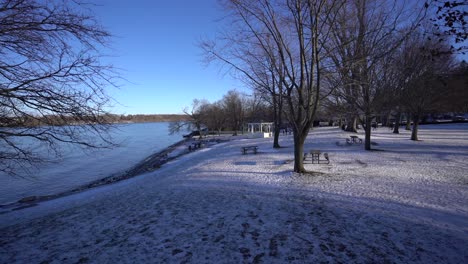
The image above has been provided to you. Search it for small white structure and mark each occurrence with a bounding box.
[247,122,274,138]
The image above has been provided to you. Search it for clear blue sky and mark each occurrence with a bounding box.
[92,1,467,115]
[92,0,244,115]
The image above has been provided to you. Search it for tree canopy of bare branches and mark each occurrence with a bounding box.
[325,0,427,150]
[0,0,119,175]
[202,0,345,173]
[169,99,211,139]
[395,31,456,140]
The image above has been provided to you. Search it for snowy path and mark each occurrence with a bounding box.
[1,124,467,263]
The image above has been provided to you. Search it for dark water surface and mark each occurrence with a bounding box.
[0,122,183,204]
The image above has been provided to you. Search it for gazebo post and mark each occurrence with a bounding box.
[247,122,274,137]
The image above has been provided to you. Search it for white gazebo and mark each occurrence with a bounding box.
[247,122,274,138]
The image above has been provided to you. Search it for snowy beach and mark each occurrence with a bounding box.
[1,124,467,263]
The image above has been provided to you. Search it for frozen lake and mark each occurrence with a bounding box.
[0,122,184,205]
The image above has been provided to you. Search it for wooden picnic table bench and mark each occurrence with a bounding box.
[188,141,205,151]
[346,135,362,144]
[303,149,330,164]
[241,145,258,154]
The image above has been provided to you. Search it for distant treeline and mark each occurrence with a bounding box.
[1,114,189,128]
[110,114,189,123]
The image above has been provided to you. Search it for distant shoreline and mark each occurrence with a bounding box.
[2,114,190,128]
[112,114,189,124]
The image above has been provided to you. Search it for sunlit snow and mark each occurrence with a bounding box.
[0,124,467,263]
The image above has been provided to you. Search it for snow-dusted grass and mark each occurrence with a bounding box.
[0,124,467,263]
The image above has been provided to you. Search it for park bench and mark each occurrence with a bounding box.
[346,135,362,144]
[303,150,330,164]
[241,145,258,154]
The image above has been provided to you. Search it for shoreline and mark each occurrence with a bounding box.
[0,136,227,213]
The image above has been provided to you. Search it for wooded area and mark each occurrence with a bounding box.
[0,0,466,175]
[199,0,467,173]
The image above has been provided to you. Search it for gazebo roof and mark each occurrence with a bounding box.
[247,122,273,124]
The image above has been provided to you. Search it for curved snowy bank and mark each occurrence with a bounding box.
[0,122,185,205]
[0,124,467,263]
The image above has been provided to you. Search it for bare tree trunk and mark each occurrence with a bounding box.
[273,125,281,148]
[386,113,393,127]
[393,112,401,134]
[272,94,281,148]
[364,115,372,150]
[345,116,358,132]
[411,114,420,140]
[406,113,412,130]
[292,129,308,173]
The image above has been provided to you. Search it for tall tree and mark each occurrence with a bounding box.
[0,0,119,175]
[170,99,210,139]
[201,10,286,148]
[441,62,468,113]
[326,0,426,150]
[241,44,286,148]
[397,32,455,140]
[203,101,227,135]
[222,90,245,135]
[203,0,344,173]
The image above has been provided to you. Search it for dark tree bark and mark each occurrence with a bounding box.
[293,128,308,172]
[364,115,372,150]
[272,94,282,148]
[393,112,401,134]
[411,114,420,141]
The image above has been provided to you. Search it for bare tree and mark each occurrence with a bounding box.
[242,42,286,148]
[170,99,209,139]
[442,62,468,113]
[326,0,426,150]
[231,43,286,146]
[203,101,226,135]
[0,0,120,175]
[201,7,287,148]
[397,34,456,140]
[385,62,404,134]
[222,90,246,135]
[203,0,344,173]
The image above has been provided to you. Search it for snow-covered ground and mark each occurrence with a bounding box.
[0,124,467,263]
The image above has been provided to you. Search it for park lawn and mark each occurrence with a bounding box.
[0,123,467,263]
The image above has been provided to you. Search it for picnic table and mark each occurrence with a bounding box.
[241,145,258,154]
[347,135,362,144]
[303,149,330,164]
[188,141,204,151]
[310,150,321,163]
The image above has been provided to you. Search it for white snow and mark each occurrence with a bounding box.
[0,124,467,263]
